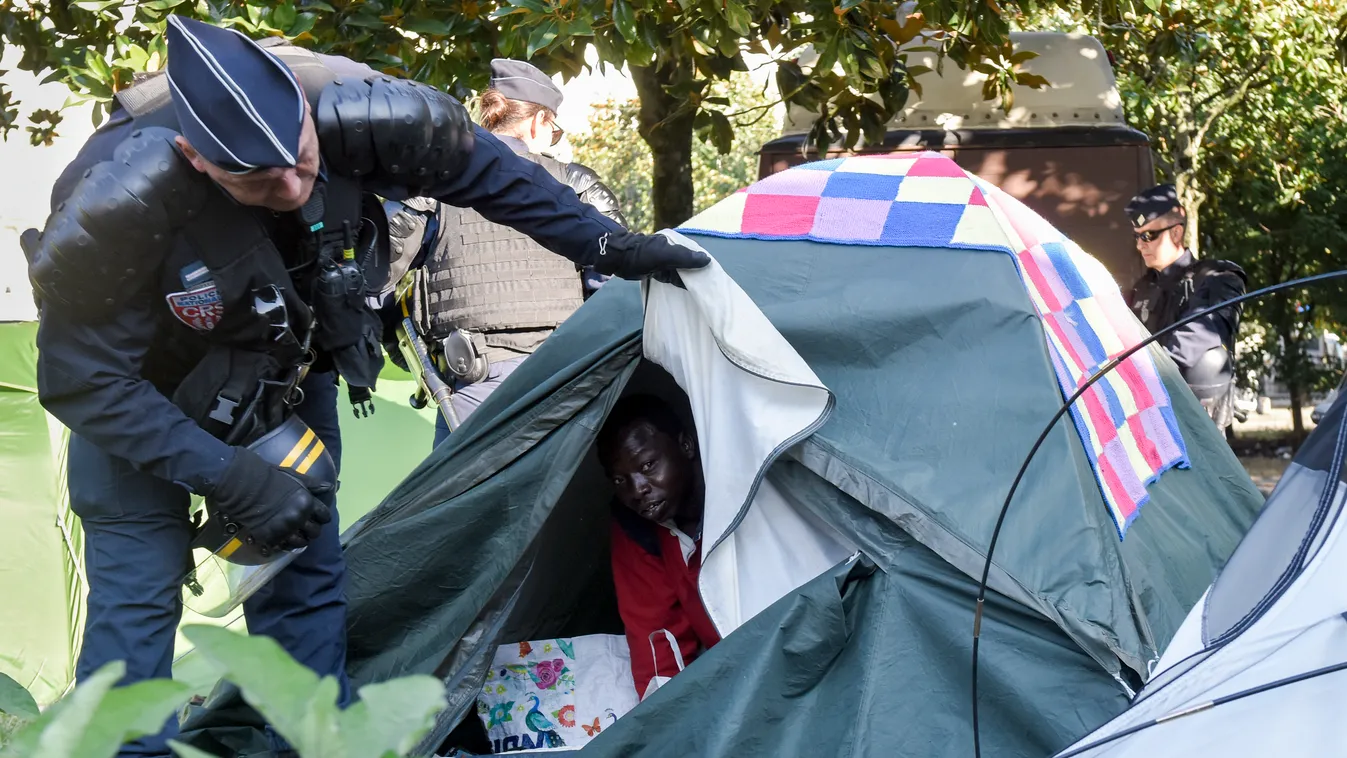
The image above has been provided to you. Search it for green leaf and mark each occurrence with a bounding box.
[722,0,752,36]
[526,19,560,58]
[0,672,39,720]
[1009,50,1038,65]
[181,625,342,757]
[71,680,193,758]
[339,678,448,758]
[286,13,317,38]
[708,109,734,154]
[0,662,184,758]
[71,0,122,14]
[342,13,387,29]
[303,0,335,10]
[508,0,552,12]
[403,18,455,35]
[613,0,639,44]
[139,0,187,9]
[272,3,297,30]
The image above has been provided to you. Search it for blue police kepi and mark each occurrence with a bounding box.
[21,14,708,758]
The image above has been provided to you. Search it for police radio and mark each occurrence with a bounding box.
[299,182,383,417]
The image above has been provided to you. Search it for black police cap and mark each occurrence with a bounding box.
[166,15,306,174]
[1124,184,1183,228]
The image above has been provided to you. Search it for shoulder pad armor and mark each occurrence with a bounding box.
[566,161,628,228]
[23,126,210,318]
[316,76,474,197]
[1193,258,1247,283]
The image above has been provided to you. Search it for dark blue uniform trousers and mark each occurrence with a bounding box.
[69,372,351,758]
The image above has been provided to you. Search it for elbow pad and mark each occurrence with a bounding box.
[315,76,475,198]
[23,127,210,319]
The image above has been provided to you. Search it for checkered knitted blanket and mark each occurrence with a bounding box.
[677,151,1189,538]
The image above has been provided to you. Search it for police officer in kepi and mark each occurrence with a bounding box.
[21,15,707,758]
[1123,184,1248,430]
[382,58,628,447]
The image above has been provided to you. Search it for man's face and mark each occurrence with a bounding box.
[604,420,696,525]
[176,104,321,212]
[1134,215,1186,271]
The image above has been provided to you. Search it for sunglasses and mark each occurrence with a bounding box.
[549,121,565,147]
[1133,223,1182,243]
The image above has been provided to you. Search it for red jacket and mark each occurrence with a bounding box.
[610,513,722,697]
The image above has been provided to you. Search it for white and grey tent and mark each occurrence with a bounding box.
[1055,389,1347,757]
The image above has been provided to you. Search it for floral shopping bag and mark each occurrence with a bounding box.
[477,634,640,753]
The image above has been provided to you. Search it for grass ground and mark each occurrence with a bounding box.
[0,713,26,749]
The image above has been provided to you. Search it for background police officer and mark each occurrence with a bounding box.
[383,59,629,446]
[22,16,706,758]
[1124,184,1248,430]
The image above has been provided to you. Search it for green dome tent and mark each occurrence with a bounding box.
[182,153,1262,758]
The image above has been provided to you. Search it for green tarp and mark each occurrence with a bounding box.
[0,321,81,707]
[312,238,1262,758]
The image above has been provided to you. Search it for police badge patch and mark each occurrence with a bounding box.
[167,283,224,330]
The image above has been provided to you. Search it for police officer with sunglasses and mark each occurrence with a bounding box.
[1123,184,1247,430]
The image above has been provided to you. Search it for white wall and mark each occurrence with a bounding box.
[0,50,95,322]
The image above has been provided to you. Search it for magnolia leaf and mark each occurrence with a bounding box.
[613,0,639,44]
[272,3,298,30]
[508,0,552,12]
[722,0,752,36]
[526,20,560,58]
[140,0,188,10]
[404,18,455,35]
[71,0,122,14]
[1015,72,1051,89]
[339,677,447,758]
[0,672,38,721]
[1009,50,1038,65]
[708,109,734,154]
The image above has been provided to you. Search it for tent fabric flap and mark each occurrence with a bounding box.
[641,231,854,635]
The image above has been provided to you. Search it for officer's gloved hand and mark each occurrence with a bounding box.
[211,447,332,553]
[593,231,711,286]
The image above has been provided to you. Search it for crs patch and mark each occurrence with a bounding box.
[166,283,224,331]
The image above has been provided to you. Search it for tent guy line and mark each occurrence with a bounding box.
[969,267,1347,758]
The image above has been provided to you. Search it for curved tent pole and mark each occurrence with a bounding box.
[970,269,1347,758]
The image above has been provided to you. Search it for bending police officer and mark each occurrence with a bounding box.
[1123,184,1247,430]
[22,16,707,758]
[383,59,628,445]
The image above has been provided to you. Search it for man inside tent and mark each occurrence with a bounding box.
[597,394,721,697]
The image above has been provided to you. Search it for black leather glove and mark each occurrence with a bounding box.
[210,447,332,553]
[593,231,711,285]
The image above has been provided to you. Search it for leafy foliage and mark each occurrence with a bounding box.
[0,0,1116,226]
[173,625,446,758]
[0,662,192,758]
[571,71,780,233]
[0,626,446,758]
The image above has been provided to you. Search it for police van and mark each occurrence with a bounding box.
[759,31,1153,289]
